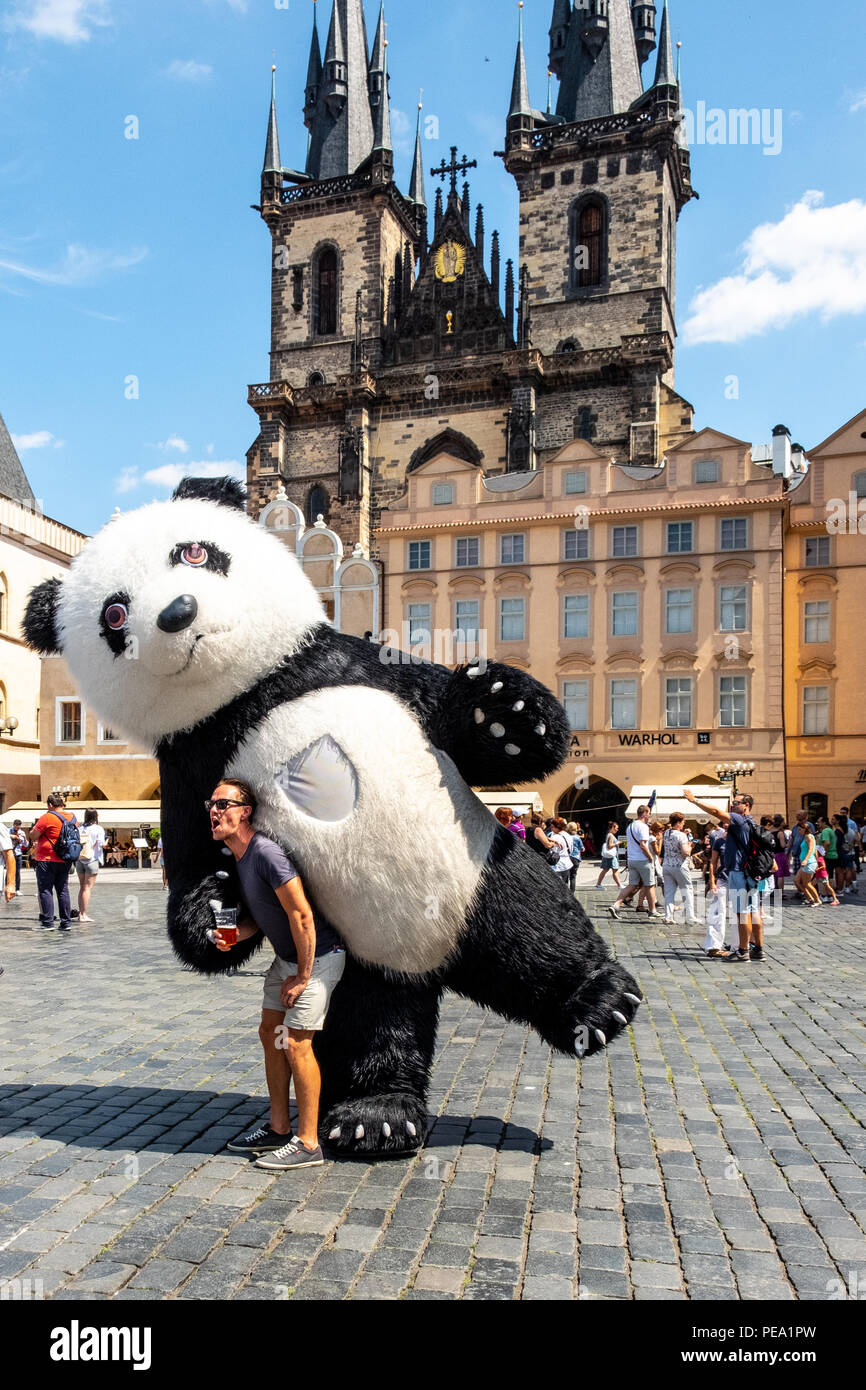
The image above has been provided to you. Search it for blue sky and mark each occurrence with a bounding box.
[1,0,865,535]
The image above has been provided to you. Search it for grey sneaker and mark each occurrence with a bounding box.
[607,904,621,920]
[255,1138,325,1171]
[227,1123,293,1154]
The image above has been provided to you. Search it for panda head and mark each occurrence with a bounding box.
[22,477,328,745]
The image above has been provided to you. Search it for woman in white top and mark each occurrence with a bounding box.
[547,817,575,882]
[76,809,107,923]
[661,813,699,926]
[596,821,623,888]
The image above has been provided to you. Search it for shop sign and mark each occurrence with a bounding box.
[618,733,681,747]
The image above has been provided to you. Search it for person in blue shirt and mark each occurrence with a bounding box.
[683,789,764,964]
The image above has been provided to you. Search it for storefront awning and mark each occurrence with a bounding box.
[0,801,161,830]
[625,786,731,824]
[473,790,543,817]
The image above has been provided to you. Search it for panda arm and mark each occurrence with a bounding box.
[391,657,571,787]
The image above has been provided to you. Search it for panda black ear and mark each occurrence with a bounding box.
[172,476,247,512]
[23,577,63,655]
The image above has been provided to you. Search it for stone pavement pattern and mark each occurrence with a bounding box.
[0,871,865,1302]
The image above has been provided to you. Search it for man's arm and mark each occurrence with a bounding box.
[274,877,317,1008]
[682,789,730,826]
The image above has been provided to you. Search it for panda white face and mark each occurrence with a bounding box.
[46,494,327,745]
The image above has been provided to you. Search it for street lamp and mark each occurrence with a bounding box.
[715,762,755,797]
[51,784,81,800]
[0,716,19,737]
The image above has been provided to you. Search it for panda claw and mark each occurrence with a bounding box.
[612,1011,628,1027]
[490,723,506,738]
[504,744,521,756]
[474,708,485,725]
[624,993,642,1008]
[512,700,525,712]
[354,1125,365,1140]
[467,667,481,679]
[534,723,546,736]
[406,1121,417,1138]
[491,681,504,693]
[328,1127,341,1141]
[594,1029,607,1047]
[382,1123,392,1139]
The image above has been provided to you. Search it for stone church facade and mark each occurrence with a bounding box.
[246,0,698,637]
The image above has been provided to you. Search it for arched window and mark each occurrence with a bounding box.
[574,407,592,441]
[307,371,326,387]
[315,247,338,336]
[570,197,607,291]
[305,485,330,526]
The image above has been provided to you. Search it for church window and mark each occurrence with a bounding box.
[307,371,326,387]
[432,483,454,506]
[574,408,592,440]
[315,247,338,336]
[570,196,607,291]
[305,485,330,525]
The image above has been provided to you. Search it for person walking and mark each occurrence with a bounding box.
[833,813,858,896]
[812,843,840,906]
[637,820,665,915]
[212,779,345,1170]
[682,789,765,963]
[0,821,17,976]
[29,794,78,932]
[11,820,26,895]
[566,821,584,892]
[794,823,822,907]
[816,815,839,894]
[547,817,575,881]
[704,824,732,958]
[771,815,791,896]
[608,806,660,920]
[662,813,699,927]
[596,822,623,888]
[75,809,107,923]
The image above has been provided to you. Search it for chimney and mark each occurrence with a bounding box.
[771,424,793,479]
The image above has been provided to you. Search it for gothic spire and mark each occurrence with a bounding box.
[304,0,323,125]
[371,31,392,152]
[509,1,532,118]
[408,97,426,207]
[369,0,386,73]
[548,0,571,78]
[555,0,643,122]
[263,64,281,174]
[307,0,374,179]
[652,0,676,88]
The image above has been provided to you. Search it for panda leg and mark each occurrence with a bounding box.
[443,831,643,1058]
[315,956,441,1156]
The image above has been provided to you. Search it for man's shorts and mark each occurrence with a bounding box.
[727,869,760,918]
[262,949,346,1031]
[628,861,654,888]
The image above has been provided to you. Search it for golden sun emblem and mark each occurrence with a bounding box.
[434,240,466,283]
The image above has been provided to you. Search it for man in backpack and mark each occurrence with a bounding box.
[29,794,78,932]
[683,789,764,964]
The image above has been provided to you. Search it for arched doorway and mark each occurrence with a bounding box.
[848,793,866,823]
[556,777,628,859]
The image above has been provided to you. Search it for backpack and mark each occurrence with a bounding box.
[77,826,94,863]
[49,811,82,864]
[743,821,775,884]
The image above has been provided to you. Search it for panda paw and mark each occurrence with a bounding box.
[321,1094,427,1158]
[561,960,643,1059]
[441,663,570,784]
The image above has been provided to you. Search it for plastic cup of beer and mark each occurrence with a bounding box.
[213,907,238,946]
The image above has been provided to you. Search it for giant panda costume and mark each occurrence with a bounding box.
[24,477,642,1155]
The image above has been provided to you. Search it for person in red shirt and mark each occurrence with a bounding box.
[29,795,76,932]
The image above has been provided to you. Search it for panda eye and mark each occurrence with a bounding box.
[181,543,208,567]
[104,603,128,630]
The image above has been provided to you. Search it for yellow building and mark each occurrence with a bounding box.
[377,425,790,847]
[785,407,866,823]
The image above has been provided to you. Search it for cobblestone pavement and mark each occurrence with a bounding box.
[1,869,865,1302]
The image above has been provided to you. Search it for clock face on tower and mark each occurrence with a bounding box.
[434,241,466,283]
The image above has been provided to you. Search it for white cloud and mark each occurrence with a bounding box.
[11,430,63,450]
[143,460,244,490]
[851,92,866,114]
[681,191,866,345]
[0,242,147,287]
[6,0,111,44]
[115,467,139,494]
[159,436,190,454]
[164,59,213,83]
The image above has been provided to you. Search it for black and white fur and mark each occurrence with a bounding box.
[24,477,642,1155]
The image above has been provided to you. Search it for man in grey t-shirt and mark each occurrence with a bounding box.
[208,779,345,1171]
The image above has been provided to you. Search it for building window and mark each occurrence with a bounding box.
[499,597,526,642]
[665,588,694,635]
[98,725,124,745]
[854,471,866,500]
[805,536,831,567]
[611,590,639,637]
[315,247,338,335]
[571,197,607,290]
[720,517,749,551]
[611,525,638,558]
[563,594,590,640]
[59,700,82,744]
[695,459,720,485]
[407,603,431,645]
[455,537,480,568]
[432,483,454,506]
[804,601,830,643]
[500,534,525,565]
[455,600,480,642]
[665,677,693,729]
[408,540,432,571]
[305,485,329,525]
[719,585,748,632]
[564,470,588,495]
[719,675,748,728]
[574,409,592,441]
[803,686,830,736]
[610,679,638,730]
[563,680,589,731]
[667,522,694,553]
[564,528,589,562]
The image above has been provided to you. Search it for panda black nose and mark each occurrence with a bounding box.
[157,594,198,634]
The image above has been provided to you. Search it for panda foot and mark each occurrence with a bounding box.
[562,960,644,1059]
[321,1094,427,1158]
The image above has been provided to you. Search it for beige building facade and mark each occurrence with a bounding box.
[377,426,790,845]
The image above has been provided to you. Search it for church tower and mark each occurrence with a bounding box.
[503,0,696,465]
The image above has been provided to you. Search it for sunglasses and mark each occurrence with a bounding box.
[204,799,250,813]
